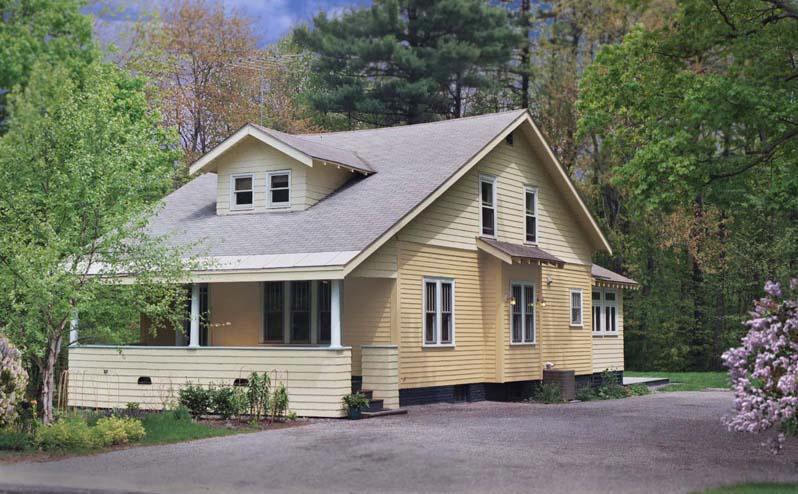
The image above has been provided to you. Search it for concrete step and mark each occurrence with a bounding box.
[364,399,383,412]
[361,408,408,419]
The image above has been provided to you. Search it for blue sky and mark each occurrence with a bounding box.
[88,0,371,47]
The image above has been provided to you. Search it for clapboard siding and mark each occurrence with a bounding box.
[592,295,624,372]
[362,346,399,409]
[397,135,594,265]
[500,262,543,382]
[350,239,398,278]
[539,263,594,375]
[67,347,351,417]
[343,278,394,375]
[215,137,351,214]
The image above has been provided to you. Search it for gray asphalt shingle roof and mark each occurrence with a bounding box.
[147,109,528,263]
[592,264,638,287]
[478,237,565,266]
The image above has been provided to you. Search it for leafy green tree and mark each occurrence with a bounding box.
[294,0,518,127]
[578,0,798,369]
[0,0,97,127]
[0,61,192,423]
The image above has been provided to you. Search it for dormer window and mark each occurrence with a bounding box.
[231,174,254,210]
[268,171,291,208]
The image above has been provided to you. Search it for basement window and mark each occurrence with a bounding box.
[231,174,254,210]
[137,376,152,385]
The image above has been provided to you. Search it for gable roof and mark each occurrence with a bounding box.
[147,110,610,278]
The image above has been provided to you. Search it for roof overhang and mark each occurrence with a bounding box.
[592,264,639,290]
[188,124,373,176]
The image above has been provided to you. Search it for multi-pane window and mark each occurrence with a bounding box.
[423,278,455,346]
[263,282,284,342]
[291,281,311,343]
[318,281,331,344]
[231,174,254,210]
[268,171,290,207]
[511,283,535,344]
[591,288,618,335]
[570,289,583,327]
[480,175,497,237]
[524,186,537,243]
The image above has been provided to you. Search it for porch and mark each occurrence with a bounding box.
[66,277,399,418]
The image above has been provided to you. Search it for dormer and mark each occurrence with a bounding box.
[188,124,373,215]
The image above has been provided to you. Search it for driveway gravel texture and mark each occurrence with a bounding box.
[1,391,797,494]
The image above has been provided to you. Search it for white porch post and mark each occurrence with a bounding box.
[69,310,79,346]
[330,279,342,349]
[189,283,200,348]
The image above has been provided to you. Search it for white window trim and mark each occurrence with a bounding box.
[479,174,497,238]
[524,185,538,244]
[422,277,456,348]
[569,288,583,327]
[509,281,536,346]
[230,173,255,211]
[592,288,618,337]
[267,170,291,209]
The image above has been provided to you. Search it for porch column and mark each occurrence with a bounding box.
[68,310,79,346]
[330,279,342,349]
[189,283,200,348]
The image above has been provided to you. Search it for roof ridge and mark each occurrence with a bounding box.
[297,108,528,138]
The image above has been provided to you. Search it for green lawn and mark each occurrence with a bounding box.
[625,371,730,392]
[139,413,250,445]
[696,483,798,494]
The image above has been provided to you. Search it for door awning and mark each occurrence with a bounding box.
[476,237,565,267]
[592,264,639,290]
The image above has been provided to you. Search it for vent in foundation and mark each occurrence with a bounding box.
[233,378,249,387]
[137,376,152,385]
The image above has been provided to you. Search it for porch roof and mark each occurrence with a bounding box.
[592,264,639,290]
[476,237,565,267]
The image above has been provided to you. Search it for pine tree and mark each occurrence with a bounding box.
[294,0,518,127]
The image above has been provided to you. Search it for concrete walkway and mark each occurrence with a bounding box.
[623,376,670,386]
[1,391,797,494]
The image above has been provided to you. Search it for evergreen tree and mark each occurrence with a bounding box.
[294,0,518,127]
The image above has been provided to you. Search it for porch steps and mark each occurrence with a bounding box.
[354,387,407,418]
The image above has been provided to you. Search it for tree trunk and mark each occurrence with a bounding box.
[520,0,530,109]
[39,334,63,424]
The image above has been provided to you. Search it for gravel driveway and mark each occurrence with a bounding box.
[1,391,797,494]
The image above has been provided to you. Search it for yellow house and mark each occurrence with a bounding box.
[67,109,637,417]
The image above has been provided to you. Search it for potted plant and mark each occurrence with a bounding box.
[342,392,369,420]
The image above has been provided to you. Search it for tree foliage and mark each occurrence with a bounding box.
[293,0,518,127]
[0,61,191,422]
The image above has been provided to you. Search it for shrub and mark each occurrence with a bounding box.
[575,386,595,402]
[628,384,651,396]
[35,417,95,452]
[171,405,192,422]
[722,279,798,454]
[342,392,369,411]
[0,430,32,451]
[535,383,562,404]
[210,384,247,420]
[179,382,211,418]
[270,384,289,421]
[247,372,270,421]
[92,416,145,447]
[0,335,28,429]
[595,371,628,400]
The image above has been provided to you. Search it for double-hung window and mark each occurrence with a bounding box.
[592,288,618,335]
[480,175,497,237]
[263,281,284,342]
[423,278,454,346]
[510,282,535,344]
[231,174,254,210]
[267,171,291,208]
[570,289,583,327]
[524,186,537,243]
[318,281,332,344]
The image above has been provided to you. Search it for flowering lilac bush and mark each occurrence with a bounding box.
[0,335,29,428]
[722,280,798,453]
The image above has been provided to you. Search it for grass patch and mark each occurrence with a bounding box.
[696,483,798,493]
[625,371,730,392]
[139,412,250,446]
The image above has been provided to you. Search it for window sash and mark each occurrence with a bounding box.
[479,175,496,237]
[524,187,537,243]
[423,278,454,346]
[231,174,254,209]
[318,281,331,344]
[591,288,617,335]
[511,283,535,344]
[263,281,284,342]
[570,289,583,326]
[267,171,291,207]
